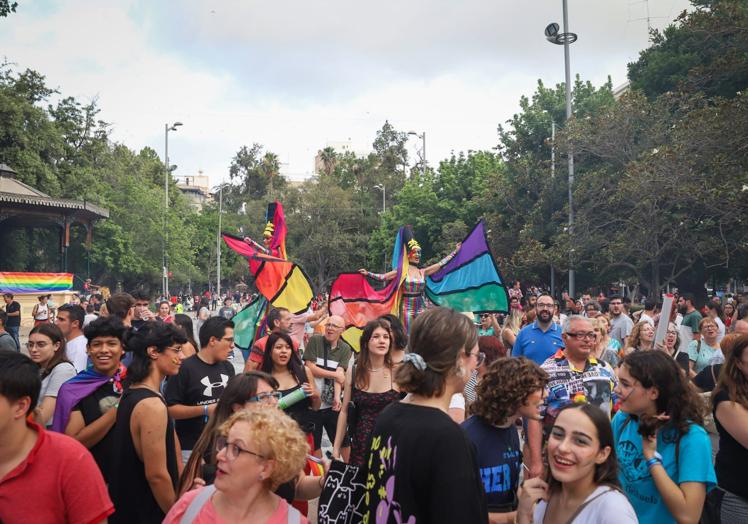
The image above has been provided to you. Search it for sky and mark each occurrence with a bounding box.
[1,0,692,187]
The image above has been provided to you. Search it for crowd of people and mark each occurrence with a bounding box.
[0,284,747,523]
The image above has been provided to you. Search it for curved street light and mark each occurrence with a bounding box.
[545,0,577,299]
[163,121,183,298]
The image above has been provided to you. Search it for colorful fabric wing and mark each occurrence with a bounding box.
[222,233,313,314]
[232,296,268,352]
[328,227,409,351]
[0,272,73,294]
[425,220,509,313]
[265,201,287,260]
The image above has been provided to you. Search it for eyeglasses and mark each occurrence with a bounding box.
[215,436,265,461]
[248,391,283,403]
[536,303,555,310]
[25,341,50,349]
[566,332,597,340]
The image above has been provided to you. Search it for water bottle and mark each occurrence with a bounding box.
[278,387,310,410]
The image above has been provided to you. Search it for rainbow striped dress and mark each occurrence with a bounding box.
[400,270,427,334]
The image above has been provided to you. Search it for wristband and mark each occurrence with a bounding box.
[203,404,209,422]
[646,457,662,469]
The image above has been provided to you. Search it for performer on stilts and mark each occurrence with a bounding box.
[358,227,459,334]
[243,201,287,259]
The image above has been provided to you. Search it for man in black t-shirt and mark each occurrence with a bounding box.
[59,316,128,483]
[165,316,235,463]
[3,293,21,350]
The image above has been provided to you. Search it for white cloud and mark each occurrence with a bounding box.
[1,0,692,189]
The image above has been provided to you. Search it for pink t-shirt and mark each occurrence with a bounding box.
[163,487,308,524]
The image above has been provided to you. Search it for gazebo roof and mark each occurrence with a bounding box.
[0,175,109,220]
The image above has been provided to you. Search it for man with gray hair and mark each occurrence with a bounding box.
[525,315,618,478]
[303,314,352,455]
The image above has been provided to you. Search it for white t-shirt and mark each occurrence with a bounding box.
[83,313,98,327]
[39,362,77,428]
[640,312,655,326]
[533,486,637,524]
[66,335,88,373]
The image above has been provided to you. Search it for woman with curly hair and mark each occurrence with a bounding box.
[462,357,548,523]
[164,405,310,523]
[711,334,748,521]
[622,320,655,355]
[613,350,716,524]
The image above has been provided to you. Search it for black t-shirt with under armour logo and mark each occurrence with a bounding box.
[165,354,235,450]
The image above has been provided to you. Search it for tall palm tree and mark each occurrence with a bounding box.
[261,152,280,195]
[319,146,337,177]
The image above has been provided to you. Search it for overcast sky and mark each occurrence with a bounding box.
[1,0,692,187]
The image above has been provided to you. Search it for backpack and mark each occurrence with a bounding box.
[180,485,301,524]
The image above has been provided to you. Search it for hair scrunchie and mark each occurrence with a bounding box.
[403,352,427,371]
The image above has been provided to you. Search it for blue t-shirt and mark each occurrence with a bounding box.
[511,321,564,364]
[461,416,521,513]
[612,411,716,524]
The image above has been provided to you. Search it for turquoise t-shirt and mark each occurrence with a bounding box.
[612,411,716,524]
[687,339,720,373]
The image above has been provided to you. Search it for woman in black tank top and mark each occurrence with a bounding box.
[260,332,320,434]
[109,322,188,524]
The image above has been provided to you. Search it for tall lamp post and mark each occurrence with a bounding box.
[545,1,577,298]
[407,131,426,177]
[216,181,223,301]
[374,183,387,271]
[163,121,183,298]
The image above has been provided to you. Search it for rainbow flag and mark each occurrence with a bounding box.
[231,296,269,352]
[328,227,409,350]
[0,272,73,294]
[425,220,509,313]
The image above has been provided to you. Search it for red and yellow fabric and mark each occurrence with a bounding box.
[328,227,409,350]
[222,232,313,348]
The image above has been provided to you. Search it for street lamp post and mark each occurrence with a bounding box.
[407,131,426,177]
[216,181,223,301]
[163,121,183,299]
[545,0,577,298]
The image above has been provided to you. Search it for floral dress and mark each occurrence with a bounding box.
[349,387,401,467]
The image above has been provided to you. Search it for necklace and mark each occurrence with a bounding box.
[370,367,384,372]
[133,383,164,399]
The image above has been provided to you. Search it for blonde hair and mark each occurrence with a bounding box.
[218,405,308,490]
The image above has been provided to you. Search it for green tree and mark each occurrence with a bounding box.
[0,0,17,17]
[628,0,748,99]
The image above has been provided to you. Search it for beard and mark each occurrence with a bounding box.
[677,304,687,314]
[538,310,553,323]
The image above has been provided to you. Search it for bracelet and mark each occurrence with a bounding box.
[646,457,662,469]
